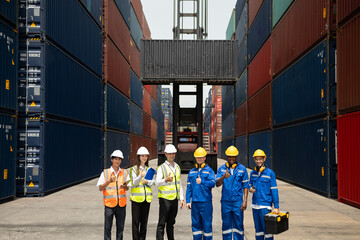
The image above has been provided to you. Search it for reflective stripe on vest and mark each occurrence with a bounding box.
[102,168,127,207]
[130,166,153,203]
[158,163,181,200]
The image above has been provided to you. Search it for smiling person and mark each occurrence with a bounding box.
[97,150,130,240]
[186,147,216,240]
[130,146,155,240]
[216,146,249,240]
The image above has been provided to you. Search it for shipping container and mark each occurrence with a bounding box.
[272,0,335,77]
[248,36,271,97]
[0,112,16,200]
[249,0,263,28]
[235,3,247,45]
[144,85,151,94]
[226,9,236,40]
[151,98,157,120]
[248,83,271,133]
[143,89,151,115]
[151,118,157,139]
[19,0,103,77]
[130,69,143,108]
[238,37,247,78]
[337,13,360,114]
[235,102,247,137]
[130,6,143,51]
[248,0,271,63]
[0,20,17,112]
[130,38,141,78]
[18,39,103,125]
[235,0,246,27]
[142,14,151,39]
[0,0,17,26]
[235,135,248,167]
[143,112,151,138]
[151,85,158,103]
[113,0,131,29]
[130,134,157,165]
[106,85,130,132]
[104,38,131,98]
[272,0,293,28]
[17,117,103,196]
[248,130,272,169]
[222,113,235,140]
[131,0,144,30]
[222,87,234,120]
[78,0,103,28]
[235,70,247,110]
[272,118,337,197]
[272,39,336,126]
[106,129,130,168]
[130,102,143,135]
[337,0,360,26]
[338,111,360,207]
[141,40,238,83]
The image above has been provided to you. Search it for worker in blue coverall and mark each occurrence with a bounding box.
[186,147,216,240]
[249,149,279,240]
[216,146,249,240]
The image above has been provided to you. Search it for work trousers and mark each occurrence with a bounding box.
[191,201,213,240]
[104,205,126,240]
[221,200,244,240]
[252,208,273,240]
[156,198,178,240]
[131,200,151,240]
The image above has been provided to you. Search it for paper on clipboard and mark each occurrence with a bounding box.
[144,167,156,180]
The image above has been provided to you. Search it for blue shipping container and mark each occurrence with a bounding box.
[78,0,103,27]
[248,0,272,63]
[235,69,247,109]
[235,135,248,167]
[19,0,103,76]
[130,70,143,109]
[272,39,336,126]
[222,87,234,120]
[114,0,131,29]
[0,0,17,26]
[130,102,143,135]
[222,113,235,141]
[106,130,130,168]
[0,20,17,112]
[235,3,247,46]
[130,6,143,50]
[17,117,103,196]
[238,36,247,77]
[272,118,337,197]
[0,112,16,200]
[248,130,272,169]
[151,98,157,121]
[107,84,130,132]
[18,39,103,125]
[235,0,246,28]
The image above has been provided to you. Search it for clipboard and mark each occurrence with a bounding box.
[144,167,156,180]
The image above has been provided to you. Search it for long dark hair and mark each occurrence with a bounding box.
[135,155,149,175]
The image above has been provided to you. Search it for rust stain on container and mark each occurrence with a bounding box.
[248,83,271,133]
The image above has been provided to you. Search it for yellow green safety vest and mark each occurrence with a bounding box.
[130,166,153,203]
[158,163,181,200]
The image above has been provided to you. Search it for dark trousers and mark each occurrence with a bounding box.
[104,205,126,240]
[131,201,151,240]
[156,198,178,240]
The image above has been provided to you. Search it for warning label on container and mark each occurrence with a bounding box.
[4,169,8,180]
[5,80,10,90]
[29,182,35,187]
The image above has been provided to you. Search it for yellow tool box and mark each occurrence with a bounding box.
[264,211,289,234]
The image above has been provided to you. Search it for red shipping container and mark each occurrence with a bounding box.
[235,102,247,136]
[337,111,360,208]
[130,37,141,78]
[143,89,151,115]
[337,0,360,25]
[248,83,271,133]
[249,0,264,28]
[130,135,157,165]
[248,36,271,97]
[144,85,151,94]
[142,15,151,39]
[151,86,158,103]
[337,12,360,114]
[151,118,157,139]
[105,38,131,97]
[272,0,334,77]
[105,0,131,63]
[143,113,151,137]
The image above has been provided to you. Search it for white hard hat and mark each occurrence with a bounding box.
[110,150,124,159]
[137,146,150,155]
[164,144,177,153]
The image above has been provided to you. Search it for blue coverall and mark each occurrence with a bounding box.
[216,163,249,240]
[249,168,279,240]
[186,164,216,240]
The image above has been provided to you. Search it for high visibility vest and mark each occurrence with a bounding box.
[158,163,181,200]
[102,168,127,207]
[130,166,153,203]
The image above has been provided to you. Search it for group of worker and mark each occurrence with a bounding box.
[97,144,280,240]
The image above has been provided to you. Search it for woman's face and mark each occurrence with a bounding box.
[139,155,148,164]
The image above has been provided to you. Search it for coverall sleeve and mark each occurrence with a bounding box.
[249,171,254,188]
[202,169,216,188]
[242,169,250,189]
[270,172,280,208]
[216,166,224,181]
[186,174,192,203]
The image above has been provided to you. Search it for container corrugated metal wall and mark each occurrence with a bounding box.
[0,112,16,200]
[151,118,157,139]
[141,40,238,82]
[114,0,131,29]
[78,0,103,28]
[249,0,263,28]
[130,102,143,135]
[238,37,247,77]
[222,113,235,140]
[130,6,143,50]
[248,130,271,169]
[0,0,17,26]
[151,98,157,120]
[337,12,360,114]
[272,0,293,28]
[248,36,271,97]
[248,0,271,63]
[273,118,337,197]
[222,87,234,120]
[106,130,130,168]
[107,85,130,132]
[235,0,246,27]
[272,39,336,126]
[130,69,143,108]
[17,117,103,196]
[0,20,17,112]
[130,38,141,78]
[337,111,360,208]
[235,102,247,137]
[143,89,151,115]
[151,86,158,103]
[235,135,248,167]
[235,69,247,109]
[248,83,271,133]
[235,4,247,44]
[130,135,156,164]
[226,9,236,40]
[337,0,360,25]
[143,113,151,138]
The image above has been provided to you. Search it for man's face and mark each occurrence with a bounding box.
[227,156,237,165]
[111,157,122,167]
[254,156,266,167]
[196,156,206,165]
[165,153,176,161]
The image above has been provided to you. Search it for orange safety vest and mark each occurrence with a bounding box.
[102,168,127,207]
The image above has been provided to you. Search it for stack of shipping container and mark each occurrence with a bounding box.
[211,85,222,154]
[161,87,173,134]
[0,0,18,200]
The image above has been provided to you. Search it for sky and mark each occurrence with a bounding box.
[141,0,238,109]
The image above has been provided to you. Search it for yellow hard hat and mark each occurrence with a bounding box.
[194,147,207,158]
[253,149,266,158]
[225,146,239,156]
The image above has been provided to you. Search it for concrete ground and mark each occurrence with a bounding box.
[1,159,360,240]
